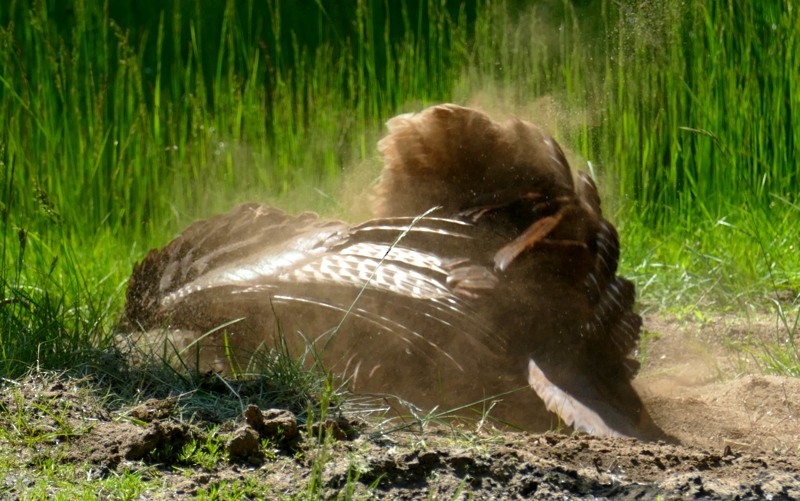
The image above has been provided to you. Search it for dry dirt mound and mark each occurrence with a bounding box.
[644,375,800,454]
[638,313,800,454]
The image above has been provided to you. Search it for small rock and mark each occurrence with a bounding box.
[244,406,299,443]
[243,405,265,429]
[226,425,261,461]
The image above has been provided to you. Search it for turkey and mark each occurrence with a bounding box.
[125,104,668,440]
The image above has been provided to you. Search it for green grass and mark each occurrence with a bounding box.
[0,0,798,394]
[0,367,356,499]
[1,463,154,501]
[0,373,153,500]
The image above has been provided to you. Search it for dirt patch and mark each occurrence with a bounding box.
[643,375,800,454]
[300,431,799,499]
[1,313,799,499]
[638,313,800,454]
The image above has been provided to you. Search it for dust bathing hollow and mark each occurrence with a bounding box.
[125,104,666,441]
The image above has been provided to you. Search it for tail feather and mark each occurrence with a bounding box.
[374,104,575,217]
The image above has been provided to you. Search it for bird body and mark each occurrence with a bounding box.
[125,104,667,440]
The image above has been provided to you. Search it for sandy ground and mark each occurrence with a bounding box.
[639,313,799,455]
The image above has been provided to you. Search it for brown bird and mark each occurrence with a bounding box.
[126,104,667,440]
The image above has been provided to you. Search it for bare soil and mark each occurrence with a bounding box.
[2,313,799,499]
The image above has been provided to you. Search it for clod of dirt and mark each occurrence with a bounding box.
[128,398,176,422]
[310,418,355,441]
[71,420,194,465]
[226,425,262,463]
[243,405,299,444]
[126,421,193,460]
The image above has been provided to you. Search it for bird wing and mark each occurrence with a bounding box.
[125,206,507,390]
